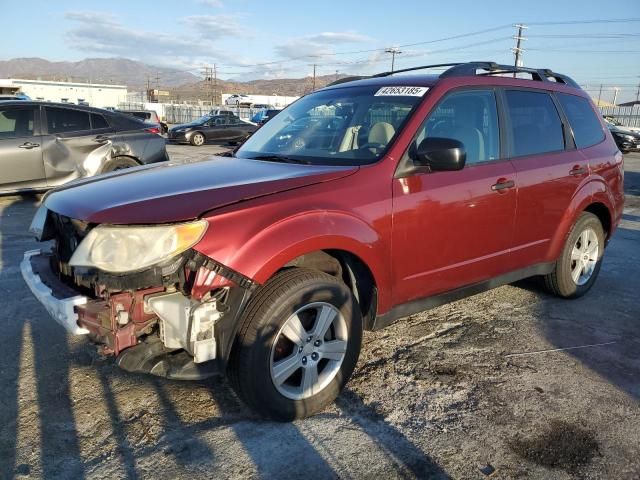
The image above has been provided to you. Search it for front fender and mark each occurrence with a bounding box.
[193,209,391,312]
[546,178,615,261]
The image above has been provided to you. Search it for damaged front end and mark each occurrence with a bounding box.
[22,207,255,380]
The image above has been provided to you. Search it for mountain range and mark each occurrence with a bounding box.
[0,57,349,97]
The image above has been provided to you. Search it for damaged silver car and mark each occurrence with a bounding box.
[0,101,168,193]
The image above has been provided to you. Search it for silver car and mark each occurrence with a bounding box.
[0,101,168,194]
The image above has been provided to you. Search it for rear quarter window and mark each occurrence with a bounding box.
[91,113,109,129]
[557,93,605,149]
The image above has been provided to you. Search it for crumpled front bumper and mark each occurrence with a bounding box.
[20,250,89,335]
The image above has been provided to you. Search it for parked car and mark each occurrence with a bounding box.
[168,114,257,146]
[225,94,254,106]
[117,109,167,134]
[603,115,640,133]
[0,101,168,193]
[0,94,29,101]
[252,108,281,124]
[208,108,234,116]
[22,62,623,421]
[607,123,640,153]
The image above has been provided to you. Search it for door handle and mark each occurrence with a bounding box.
[569,166,587,176]
[18,142,40,149]
[93,135,109,143]
[491,179,515,192]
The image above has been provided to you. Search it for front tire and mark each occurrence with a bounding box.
[229,268,362,421]
[190,132,205,146]
[544,212,605,298]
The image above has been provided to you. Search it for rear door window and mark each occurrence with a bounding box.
[0,106,35,139]
[45,107,91,134]
[504,90,565,157]
[556,93,605,148]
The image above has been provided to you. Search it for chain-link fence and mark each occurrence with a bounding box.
[600,105,640,128]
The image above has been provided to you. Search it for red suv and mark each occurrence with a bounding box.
[22,62,624,420]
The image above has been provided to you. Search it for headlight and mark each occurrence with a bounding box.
[69,220,208,273]
[622,134,636,142]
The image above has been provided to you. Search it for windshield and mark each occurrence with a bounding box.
[236,85,427,166]
[192,114,213,125]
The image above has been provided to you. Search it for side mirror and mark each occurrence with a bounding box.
[414,137,466,171]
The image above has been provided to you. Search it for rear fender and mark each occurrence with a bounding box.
[546,179,615,261]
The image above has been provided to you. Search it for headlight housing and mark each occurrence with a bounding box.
[69,220,208,273]
[622,134,636,142]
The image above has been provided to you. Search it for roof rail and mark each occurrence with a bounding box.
[326,61,580,89]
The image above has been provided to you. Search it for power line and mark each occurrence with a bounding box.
[525,17,640,25]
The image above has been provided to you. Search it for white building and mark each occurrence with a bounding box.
[0,78,128,108]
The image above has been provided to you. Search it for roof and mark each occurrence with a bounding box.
[0,78,127,89]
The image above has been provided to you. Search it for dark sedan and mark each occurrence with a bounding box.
[0,101,168,194]
[168,114,257,146]
[607,123,640,153]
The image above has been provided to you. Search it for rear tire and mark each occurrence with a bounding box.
[100,156,140,173]
[544,212,605,298]
[229,268,362,421]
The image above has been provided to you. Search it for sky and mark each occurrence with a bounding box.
[1,0,639,102]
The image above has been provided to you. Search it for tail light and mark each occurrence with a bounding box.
[145,127,161,135]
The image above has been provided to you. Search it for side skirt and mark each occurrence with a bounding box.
[372,262,554,331]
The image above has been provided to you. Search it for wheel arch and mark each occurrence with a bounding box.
[547,180,616,261]
[280,249,378,330]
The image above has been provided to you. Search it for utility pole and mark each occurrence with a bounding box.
[335,70,338,82]
[213,64,218,105]
[385,47,402,72]
[613,87,619,106]
[146,75,151,103]
[636,79,640,102]
[511,24,528,76]
[597,84,603,106]
[312,64,316,91]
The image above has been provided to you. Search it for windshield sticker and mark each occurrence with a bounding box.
[374,86,429,97]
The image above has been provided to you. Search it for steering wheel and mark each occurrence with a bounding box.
[291,138,306,150]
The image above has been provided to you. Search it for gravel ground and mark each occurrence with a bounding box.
[0,148,638,480]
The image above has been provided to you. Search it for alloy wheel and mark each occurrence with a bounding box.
[269,302,348,400]
[570,227,599,286]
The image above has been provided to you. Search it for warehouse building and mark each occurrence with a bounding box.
[0,78,127,107]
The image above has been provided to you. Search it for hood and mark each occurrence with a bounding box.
[610,125,640,137]
[44,156,357,224]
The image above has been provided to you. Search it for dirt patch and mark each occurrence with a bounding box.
[509,419,599,472]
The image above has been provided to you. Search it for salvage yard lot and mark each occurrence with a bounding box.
[0,149,638,479]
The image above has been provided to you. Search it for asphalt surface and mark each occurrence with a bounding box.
[0,148,638,479]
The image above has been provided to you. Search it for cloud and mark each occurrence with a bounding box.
[275,40,334,60]
[307,32,372,44]
[64,10,238,66]
[274,30,373,61]
[198,0,224,7]
[181,14,247,40]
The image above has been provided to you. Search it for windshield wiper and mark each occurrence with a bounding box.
[251,154,311,164]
